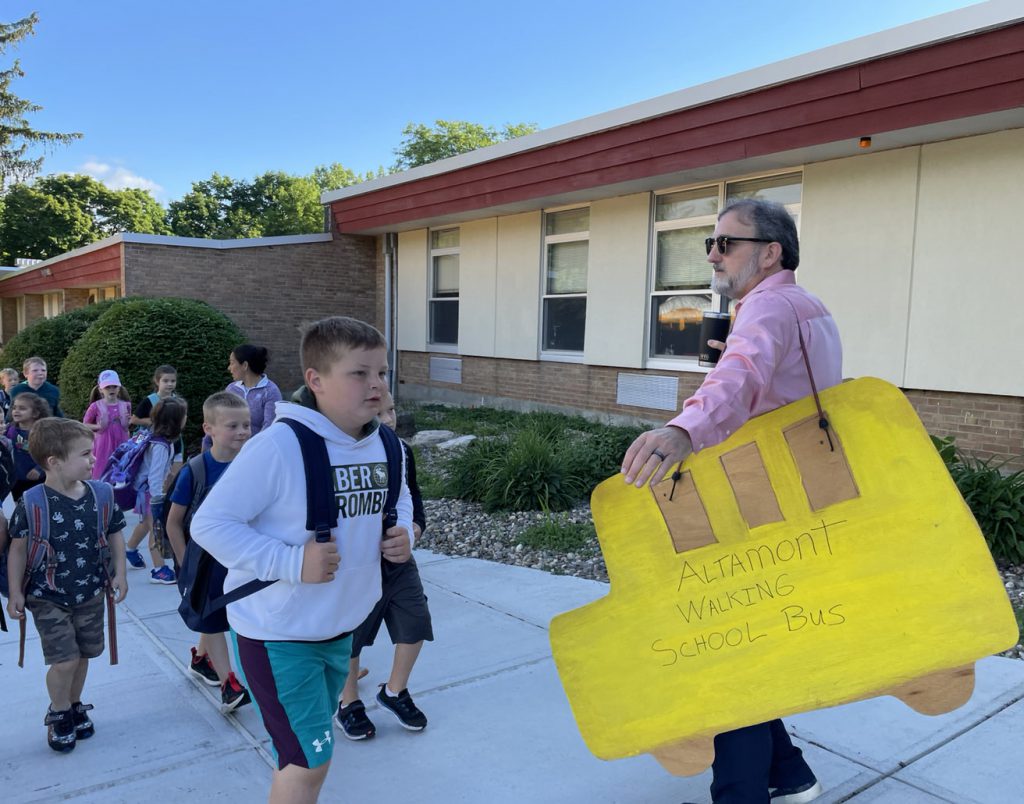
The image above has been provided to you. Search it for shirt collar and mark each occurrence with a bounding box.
[735,269,795,312]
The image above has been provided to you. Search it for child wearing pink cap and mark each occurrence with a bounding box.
[83,370,132,480]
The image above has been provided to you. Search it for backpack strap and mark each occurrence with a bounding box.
[378,424,404,532]
[181,453,208,538]
[207,419,335,612]
[19,484,52,668]
[280,418,337,542]
[83,479,119,666]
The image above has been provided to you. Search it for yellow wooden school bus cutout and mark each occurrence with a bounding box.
[550,377,1017,775]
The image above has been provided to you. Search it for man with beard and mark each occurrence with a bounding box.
[621,198,841,804]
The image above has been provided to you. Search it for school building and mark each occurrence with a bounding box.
[321,1,1024,466]
[1,2,1021,464]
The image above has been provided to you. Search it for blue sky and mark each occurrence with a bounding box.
[7,0,982,203]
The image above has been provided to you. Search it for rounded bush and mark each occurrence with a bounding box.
[0,299,124,384]
[59,297,245,447]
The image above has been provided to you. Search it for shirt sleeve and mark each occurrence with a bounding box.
[190,434,306,583]
[260,383,283,433]
[668,293,794,452]
[145,441,173,505]
[135,397,153,419]
[402,442,427,534]
[83,402,99,424]
[9,501,28,540]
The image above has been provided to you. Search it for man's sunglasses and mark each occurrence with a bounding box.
[704,235,773,255]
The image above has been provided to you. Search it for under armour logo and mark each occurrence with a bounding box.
[312,730,332,752]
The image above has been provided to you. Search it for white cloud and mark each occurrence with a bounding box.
[78,160,165,198]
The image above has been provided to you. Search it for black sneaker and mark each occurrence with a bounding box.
[71,702,95,739]
[44,707,76,753]
[221,673,251,713]
[770,779,823,804]
[189,647,220,687]
[376,684,427,731]
[335,699,376,740]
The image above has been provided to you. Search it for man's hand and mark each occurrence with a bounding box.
[621,426,694,488]
[301,537,340,583]
[381,526,412,564]
[110,574,128,603]
[6,590,25,621]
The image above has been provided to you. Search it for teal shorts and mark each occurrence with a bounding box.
[231,630,352,770]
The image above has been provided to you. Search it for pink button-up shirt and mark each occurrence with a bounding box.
[669,271,842,452]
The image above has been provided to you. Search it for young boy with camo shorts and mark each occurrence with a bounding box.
[5,418,128,753]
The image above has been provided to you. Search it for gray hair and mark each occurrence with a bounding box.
[720,198,799,271]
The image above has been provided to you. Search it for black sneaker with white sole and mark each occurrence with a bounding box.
[220,673,252,713]
[71,702,95,739]
[335,699,376,740]
[376,684,427,731]
[770,778,823,804]
[189,647,220,686]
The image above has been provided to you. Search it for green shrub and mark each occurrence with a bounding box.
[411,445,450,500]
[59,297,245,447]
[446,429,587,512]
[949,457,1024,564]
[935,436,1024,564]
[0,299,124,384]
[519,517,597,552]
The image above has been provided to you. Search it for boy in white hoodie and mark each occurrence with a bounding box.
[191,316,413,804]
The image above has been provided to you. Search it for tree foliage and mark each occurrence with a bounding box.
[393,120,538,170]
[0,14,81,188]
[0,174,169,262]
[0,299,124,384]
[59,297,245,446]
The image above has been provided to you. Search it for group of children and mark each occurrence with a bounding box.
[2,317,434,804]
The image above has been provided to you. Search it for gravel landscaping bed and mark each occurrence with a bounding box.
[415,446,1024,661]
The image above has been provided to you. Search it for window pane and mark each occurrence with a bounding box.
[547,241,588,294]
[433,254,459,296]
[656,226,713,291]
[543,297,586,351]
[650,295,712,357]
[430,300,458,344]
[546,207,589,236]
[431,228,459,249]
[655,187,718,222]
[727,173,802,206]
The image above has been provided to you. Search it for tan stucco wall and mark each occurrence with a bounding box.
[801,147,920,384]
[458,218,498,356]
[495,211,542,360]
[396,229,428,352]
[803,128,1024,396]
[907,128,1024,396]
[585,193,650,368]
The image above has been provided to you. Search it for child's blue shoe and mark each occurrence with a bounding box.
[150,566,176,584]
[125,549,145,569]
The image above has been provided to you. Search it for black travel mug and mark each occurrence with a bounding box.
[698,312,731,367]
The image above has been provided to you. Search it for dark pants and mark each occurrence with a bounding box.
[710,719,815,803]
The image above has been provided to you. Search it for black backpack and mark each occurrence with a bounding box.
[176,419,404,633]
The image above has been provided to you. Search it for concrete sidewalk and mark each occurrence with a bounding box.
[2,548,1022,803]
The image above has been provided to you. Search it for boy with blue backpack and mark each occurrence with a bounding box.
[4,418,127,753]
[166,391,253,712]
[191,316,413,804]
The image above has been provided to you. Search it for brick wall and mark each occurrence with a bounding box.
[124,235,379,392]
[396,351,704,425]
[23,294,43,329]
[397,352,1024,468]
[1,298,17,344]
[905,389,1024,468]
[63,288,91,313]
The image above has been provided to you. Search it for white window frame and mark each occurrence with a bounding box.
[42,292,62,319]
[646,170,802,371]
[540,204,589,361]
[427,227,460,352]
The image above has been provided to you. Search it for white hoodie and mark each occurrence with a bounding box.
[190,402,413,641]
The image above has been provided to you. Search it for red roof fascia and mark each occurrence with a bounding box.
[331,23,1024,232]
[0,243,122,296]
